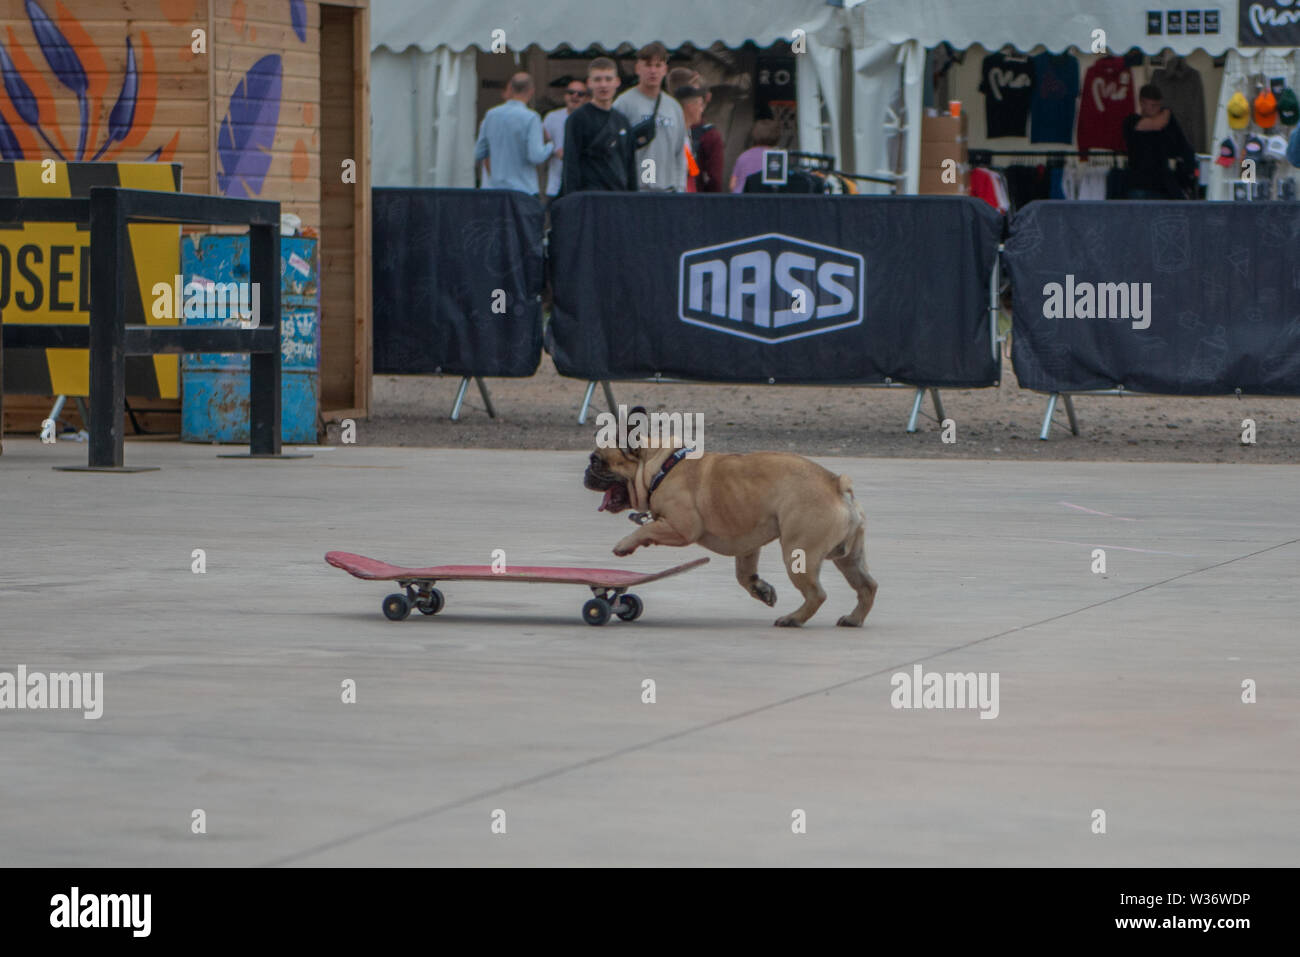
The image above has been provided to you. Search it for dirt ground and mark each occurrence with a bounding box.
[330,353,1300,464]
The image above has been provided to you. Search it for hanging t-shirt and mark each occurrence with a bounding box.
[1077,56,1133,154]
[979,53,1035,138]
[1030,52,1079,144]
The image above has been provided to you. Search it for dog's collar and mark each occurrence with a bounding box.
[647,448,693,499]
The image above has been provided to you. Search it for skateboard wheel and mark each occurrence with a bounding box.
[582,597,612,626]
[417,588,445,615]
[615,594,643,622]
[382,593,411,621]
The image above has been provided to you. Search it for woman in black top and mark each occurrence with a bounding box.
[1123,84,1197,199]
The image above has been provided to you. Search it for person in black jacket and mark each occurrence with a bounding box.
[560,58,638,195]
[1123,84,1197,199]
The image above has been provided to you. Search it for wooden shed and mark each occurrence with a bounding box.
[0,0,370,437]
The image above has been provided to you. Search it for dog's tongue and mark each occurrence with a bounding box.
[598,486,619,511]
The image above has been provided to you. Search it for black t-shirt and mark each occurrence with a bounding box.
[560,103,638,195]
[1122,111,1195,196]
[979,53,1035,138]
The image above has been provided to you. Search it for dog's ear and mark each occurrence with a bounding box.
[623,405,650,458]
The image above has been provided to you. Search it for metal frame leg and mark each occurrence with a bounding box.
[1063,394,1079,436]
[578,380,597,425]
[475,376,497,419]
[906,387,925,433]
[601,380,616,414]
[450,376,471,421]
[1039,393,1059,440]
[930,388,946,424]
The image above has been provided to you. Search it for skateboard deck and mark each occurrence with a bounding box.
[325,552,709,625]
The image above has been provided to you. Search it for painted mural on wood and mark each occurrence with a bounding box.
[0,0,179,163]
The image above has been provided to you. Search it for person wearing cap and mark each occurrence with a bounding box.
[1122,83,1196,198]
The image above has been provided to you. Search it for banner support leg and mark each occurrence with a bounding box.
[578,381,597,425]
[601,380,617,415]
[475,376,496,419]
[1039,393,1059,440]
[1063,394,1079,435]
[906,387,925,433]
[930,388,946,425]
[450,376,471,421]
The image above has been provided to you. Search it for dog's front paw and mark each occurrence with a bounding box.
[750,579,777,607]
[773,615,804,627]
[836,615,863,628]
[612,537,639,557]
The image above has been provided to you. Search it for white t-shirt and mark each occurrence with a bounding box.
[613,87,687,191]
[542,108,570,197]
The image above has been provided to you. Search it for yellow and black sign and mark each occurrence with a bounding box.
[0,161,182,397]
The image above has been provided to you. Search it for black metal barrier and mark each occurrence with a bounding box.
[71,188,281,470]
[1005,201,1300,438]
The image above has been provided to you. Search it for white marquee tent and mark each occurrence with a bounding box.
[370,0,856,188]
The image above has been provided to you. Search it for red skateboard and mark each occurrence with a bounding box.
[325,551,710,625]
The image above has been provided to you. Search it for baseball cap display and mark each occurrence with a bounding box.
[1244,134,1264,157]
[1266,135,1289,159]
[1270,76,1286,97]
[1278,87,1300,125]
[1216,138,1237,167]
[1227,91,1251,129]
[1254,88,1278,128]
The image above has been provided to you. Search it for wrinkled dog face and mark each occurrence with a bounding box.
[583,447,638,513]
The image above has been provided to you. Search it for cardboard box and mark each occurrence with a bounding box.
[920,141,968,169]
[922,113,968,144]
[918,165,969,195]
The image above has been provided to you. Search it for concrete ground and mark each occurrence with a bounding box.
[0,437,1296,866]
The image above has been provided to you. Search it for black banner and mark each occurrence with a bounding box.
[371,188,544,376]
[1005,201,1300,395]
[548,193,1002,387]
[1238,0,1300,45]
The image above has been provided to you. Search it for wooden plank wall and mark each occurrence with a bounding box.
[0,0,369,435]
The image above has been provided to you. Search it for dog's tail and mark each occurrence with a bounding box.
[837,474,854,499]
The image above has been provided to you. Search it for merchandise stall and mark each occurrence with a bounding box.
[848,0,1300,203]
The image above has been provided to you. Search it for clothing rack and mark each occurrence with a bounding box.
[969,148,1126,166]
[788,151,898,188]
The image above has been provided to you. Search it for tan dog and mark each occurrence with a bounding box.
[583,420,878,627]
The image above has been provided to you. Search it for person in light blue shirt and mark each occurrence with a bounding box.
[474,73,555,195]
[1289,126,1300,168]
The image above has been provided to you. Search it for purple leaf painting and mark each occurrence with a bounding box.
[291,0,307,43]
[25,0,87,158]
[91,36,137,160]
[216,54,282,197]
[0,109,23,159]
[0,42,38,127]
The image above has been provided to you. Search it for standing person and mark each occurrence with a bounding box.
[542,78,586,203]
[473,72,554,195]
[676,86,724,192]
[614,42,687,191]
[729,119,781,192]
[1122,84,1196,199]
[560,58,638,195]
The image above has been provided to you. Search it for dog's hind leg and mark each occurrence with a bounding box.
[832,524,878,627]
[774,545,826,627]
[735,550,776,607]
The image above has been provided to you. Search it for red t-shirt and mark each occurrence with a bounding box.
[1076,57,1133,154]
